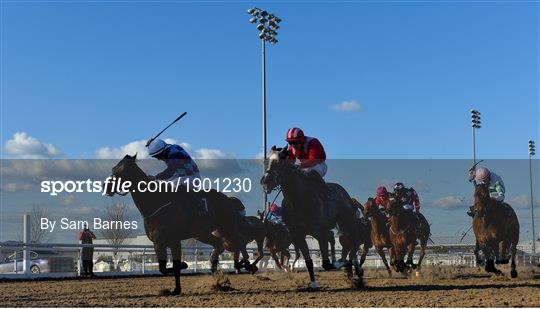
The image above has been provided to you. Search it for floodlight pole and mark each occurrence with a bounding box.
[248,7,281,215]
[529,140,536,261]
[262,37,268,209]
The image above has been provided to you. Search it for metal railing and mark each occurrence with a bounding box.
[1,241,537,279]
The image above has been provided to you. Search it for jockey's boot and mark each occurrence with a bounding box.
[307,170,328,199]
[466,205,475,218]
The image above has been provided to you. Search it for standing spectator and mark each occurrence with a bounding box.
[79,223,96,277]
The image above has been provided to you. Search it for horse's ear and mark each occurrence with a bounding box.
[123,154,132,160]
[279,147,289,159]
[271,145,277,151]
[133,153,138,160]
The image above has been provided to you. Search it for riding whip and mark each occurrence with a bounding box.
[145,112,188,147]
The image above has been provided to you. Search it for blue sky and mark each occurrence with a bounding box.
[1,1,538,159]
[0,1,539,243]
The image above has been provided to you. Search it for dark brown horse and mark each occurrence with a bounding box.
[261,147,361,289]
[261,220,300,270]
[339,198,372,273]
[107,154,247,295]
[362,197,394,275]
[473,183,519,277]
[259,212,336,271]
[232,215,266,274]
[387,196,430,273]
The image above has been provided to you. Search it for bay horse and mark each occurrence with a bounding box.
[107,154,248,295]
[362,197,394,275]
[472,183,519,277]
[387,195,430,273]
[260,146,361,289]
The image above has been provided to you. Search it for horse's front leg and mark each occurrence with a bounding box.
[359,243,369,268]
[197,234,223,273]
[474,241,484,265]
[155,243,170,276]
[406,242,416,269]
[248,239,265,274]
[170,245,183,296]
[496,240,509,264]
[316,232,333,270]
[329,233,337,264]
[377,248,392,276]
[233,250,242,274]
[292,234,318,289]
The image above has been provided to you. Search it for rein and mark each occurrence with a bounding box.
[145,201,173,219]
[389,219,411,237]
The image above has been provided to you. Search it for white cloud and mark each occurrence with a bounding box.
[432,196,468,210]
[95,138,180,159]
[59,195,78,206]
[330,100,361,112]
[3,132,62,158]
[0,183,32,192]
[508,195,538,209]
[194,148,227,159]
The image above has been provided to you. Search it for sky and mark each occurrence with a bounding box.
[0,1,539,243]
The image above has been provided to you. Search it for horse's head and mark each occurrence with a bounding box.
[474,182,491,217]
[260,145,290,194]
[363,197,377,218]
[105,153,139,196]
[386,193,403,216]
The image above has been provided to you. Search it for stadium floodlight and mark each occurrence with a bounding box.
[247,8,283,215]
[470,109,482,163]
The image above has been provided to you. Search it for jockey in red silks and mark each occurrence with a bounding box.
[374,186,391,213]
[285,127,328,194]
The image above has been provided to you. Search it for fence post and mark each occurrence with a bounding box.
[13,249,18,274]
[77,248,82,276]
[142,248,146,274]
[194,248,198,273]
[22,214,31,274]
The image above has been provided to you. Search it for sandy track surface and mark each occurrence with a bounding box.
[1,266,539,307]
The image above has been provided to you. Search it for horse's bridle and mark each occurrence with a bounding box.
[263,168,282,193]
[105,174,129,196]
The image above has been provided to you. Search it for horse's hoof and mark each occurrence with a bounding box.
[333,261,345,269]
[308,281,319,291]
[171,288,181,296]
[511,270,518,278]
[250,265,259,274]
[242,260,251,268]
[322,260,336,271]
[476,259,485,266]
[180,262,188,270]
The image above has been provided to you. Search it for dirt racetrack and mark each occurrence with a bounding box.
[1,266,539,307]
